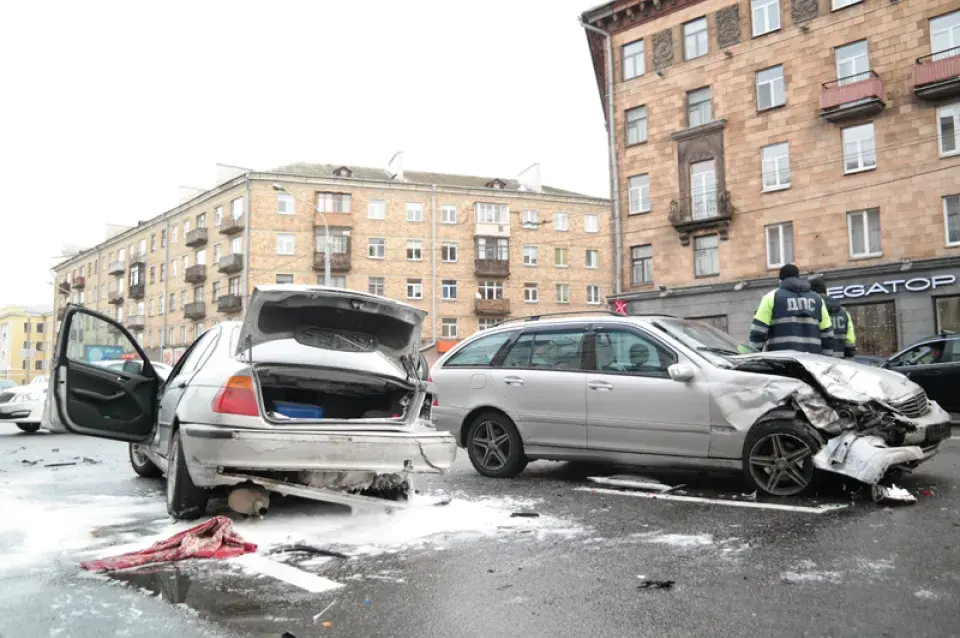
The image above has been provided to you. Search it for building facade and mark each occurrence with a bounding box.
[581,0,960,354]
[52,163,611,363]
[0,306,53,384]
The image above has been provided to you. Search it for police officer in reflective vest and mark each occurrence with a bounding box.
[749,264,833,355]
[809,277,857,359]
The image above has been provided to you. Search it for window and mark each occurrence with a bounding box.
[406,240,423,261]
[406,279,423,299]
[441,243,458,262]
[888,340,954,367]
[326,275,347,289]
[690,159,717,218]
[231,237,243,255]
[197,213,206,228]
[555,247,568,267]
[594,329,677,376]
[406,203,423,222]
[938,103,960,157]
[521,209,538,228]
[475,202,509,224]
[442,280,458,300]
[683,17,708,60]
[478,281,504,300]
[180,291,186,308]
[193,285,204,303]
[368,200,386,220]
[276,233,295,255]
[625,106,647,145]
[847,209,882,257]
[149,298,155,316]
[159,296,165,315]
[631,245,653,285]
[586,249,600,269]
[213,244,221,263]
[503,329,585,370]
[171,226,178,244]
[195,249,206,266]
[944,195,960,246]
[212,282,221,302]
[766,222,795,268]
[149,266,155,284]
[477,237,508,261]
[231,197,243,220]
[584,214,599,233]
[278,193,294,215]
[523,245,538,266]
[556,283,571,304]
[214,206,222,227]
[228,277,241,295]
[183,220,190,236]
[761,142,791,191]
[832,0,862,10]
[368,276,385,296]
[842,123,877,173]
[524,283,539,303]
[628,174,650,213]
[694,235,720,276]
[441,204,457,224]
[623,39,644,80]
[139,239,147,256]
[587,285,601,305]
[444,331,512,366]
[36,324,43,334]
[35,360,43,371]
[150,234,156,252]
[756,65,785,110]
[935,296,960,333]
[554,213,569,231]
[752,0,780,36]
[931,11,960,61]
[836,40,869,85]
[687,88,712,127]
[478,318,499,331]
[317,192,351,213]
[441,318,458,339]
[276,274,294,284]
[368,238,386,259]
[159,263,166,282]
[169,293,176,312]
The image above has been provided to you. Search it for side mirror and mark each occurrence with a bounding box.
[668,363,696,383]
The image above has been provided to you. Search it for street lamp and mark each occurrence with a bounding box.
[272,183,330,286]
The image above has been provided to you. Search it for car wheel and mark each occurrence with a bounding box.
[16,423,40,433]
[166,429,208,520]
[744,419,822,497]
[466,411,528,478]
[129,443,163,478]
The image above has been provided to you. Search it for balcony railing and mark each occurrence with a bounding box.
[185,227,209,247]
[217,294,243,314]
[475,298,511,316]
[128,283,145,299]
[73,276,86,290]
[108,290,124,305]
[219,216,244,236]
[914,46,960,100]
[108,260,125,275]
[185,264,207,283]
[820,70,885,121]
[129,251,146,266]
[313,251,352,272]
[183,302,206,320]
[475,259,510,277]
[217,253,243,274]
[127,315,145,331]
[57,281,70,294]
[669,190,734,245]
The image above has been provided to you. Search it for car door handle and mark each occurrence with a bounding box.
[503,376,524,386]
[588,381,614,391]
[71,388,125,403]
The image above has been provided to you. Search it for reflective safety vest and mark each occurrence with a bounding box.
[749,278,833,355]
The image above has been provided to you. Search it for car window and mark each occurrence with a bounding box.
[174,328,220,378]
[889,340,948,367]
[595,329,677,376]
[502,334,535,368]
[444,331,513,367]
[502,329,586,371]
[65,312,142,370]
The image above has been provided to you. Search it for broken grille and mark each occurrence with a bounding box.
[889,391,929,418]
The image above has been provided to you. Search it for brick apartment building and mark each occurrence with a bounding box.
[581,0,960,355]
[52,162,611,363]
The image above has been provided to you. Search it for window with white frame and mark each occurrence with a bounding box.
[441,280,458,300]
[368,238,385,259]
[476,237,508,261]
[195,249,206,266]
[230,236,243,255]
[478,281,504,300]
[406,203,423,222]
[842,122,877,173]
[690,159,717,218]
[556,283,571,304]
[623,39,645,80]
[943,195,960,246]
[756,65,785,110]
[554,213,569,231]
[478,318,499,330]
[683,17,708,60]
[212,244,221,263]
[276,233,295,255]
[214,206,222,226]
[182,255,190,271]
[406,279,423,299]
[523,245,538,266]
[687,87,712,127]
[211,282,221,302]
[317,192,351,213]
[625,106,647,145]
[523,283,539,303]
[931,11,960,61]
[832,0,862,10]
[193,286,203,303]
[694,235,720,277]
[761,142,791,191]
[406,240,423,261]
[231,197,243,220]
[584,214,599,233]
[368,200,386,220]
[847,209,882,257]
[278,193,294,215]
[938,103,960,157]
[475,202,509,224]
[521,209,539,228]
[631,245,653,285]
[368,276,385,296]
[586,285,601,305]
[228,277,240,295]
[325,275,346,289]
[586,249,600,269]
[555,247,568,267]
[441,204,457,224]
[751,0,780,36]
[441,242,458,262]
[169,292,176,312]
[765,222,794,268]
[836,40,870,85]
[629,174,651,213]
[441,318,458,339]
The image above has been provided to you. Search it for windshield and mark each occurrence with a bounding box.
[653,318,756,365]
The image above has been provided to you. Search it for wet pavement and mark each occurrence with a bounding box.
[1,429,959,638]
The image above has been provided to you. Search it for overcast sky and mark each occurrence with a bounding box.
[0,0,609,308]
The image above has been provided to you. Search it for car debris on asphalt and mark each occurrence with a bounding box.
[637,579,675,590]
[872,484,918,504]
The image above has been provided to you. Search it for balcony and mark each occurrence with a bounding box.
[185,227,208,247]
[128,283,145,299]
[129,252,146,267]
[475,258,510,277]
[475,298,510,316]
[219,216,244,236]
[57,281,70,294]
[669,190,734,246]
[217,253,243,274]
[914,47,960,100]
[108,260,125,275]
[820,71,885,122]
[73,276,86,290]
[183,302,206,320]
[127,315,145,331]
[108,291,123,305]
[312,251,352,272]
[217,294,243,314]
[185,264,207,284]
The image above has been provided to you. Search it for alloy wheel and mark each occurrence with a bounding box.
[748,433,815,496]
[131,444,148,467]
[471,420,511,471]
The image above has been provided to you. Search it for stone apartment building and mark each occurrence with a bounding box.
[0,306,52,384]
[581,0,960,355]
[52,162,611,363]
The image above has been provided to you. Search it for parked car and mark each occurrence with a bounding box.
[0,380,17,391]
[94,359,173,381]
[45,286,457,519]
[852,355,886,367]
[431,312,952,496]
[881,332,960,423]
[0,376,49,432]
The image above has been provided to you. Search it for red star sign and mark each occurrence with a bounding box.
[613,300,628,316]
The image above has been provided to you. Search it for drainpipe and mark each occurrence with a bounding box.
[161,215,170,357]
[580,18,623,295]
[426,184,438,351]
[242,175,252,305]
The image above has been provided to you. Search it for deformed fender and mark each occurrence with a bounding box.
[713,377,841,431]
[812,433,926,485]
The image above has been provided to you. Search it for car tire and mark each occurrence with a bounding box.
[166,429,208,520]
[466,411,528,479]
[129,443,163,478]
[743,418,823,497]
[16,423,40,433]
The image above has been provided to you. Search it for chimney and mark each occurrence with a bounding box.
[517,162,542,193]
[216,163,252,185]
[387,151,404,181]
[178,186,205,204]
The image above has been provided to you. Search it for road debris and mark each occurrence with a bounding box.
[44,461,77,468]
[588,475,672,492]
[872,484,917,505]
[312,600,336,623]
[637,579,675,590]
[510,511,540,518]
[268,544,352,560]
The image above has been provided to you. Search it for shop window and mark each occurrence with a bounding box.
[935,295,960,333]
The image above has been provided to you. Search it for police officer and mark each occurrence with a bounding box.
[749,264,833,354]
[809,277,857,359]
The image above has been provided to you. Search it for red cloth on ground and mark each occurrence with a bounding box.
[81,515,257,572]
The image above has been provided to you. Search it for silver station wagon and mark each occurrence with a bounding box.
[430,311,952,496]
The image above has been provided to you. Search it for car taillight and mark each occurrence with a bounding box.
[432,396,439,407]
[212,376,259,416]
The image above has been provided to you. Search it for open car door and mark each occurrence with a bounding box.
[52,305,158,442]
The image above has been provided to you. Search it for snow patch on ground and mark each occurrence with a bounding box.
[914,589,940,600]
[635,532,714,548]
[781,570,844,584]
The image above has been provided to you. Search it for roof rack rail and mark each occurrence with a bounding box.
[491,309,678,328]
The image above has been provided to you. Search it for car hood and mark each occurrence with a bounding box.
[237,285,427,376]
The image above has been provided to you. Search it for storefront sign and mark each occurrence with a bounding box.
[827,274,956,300]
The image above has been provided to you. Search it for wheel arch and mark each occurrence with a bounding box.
[460,406,522,448]
[745,406,827,457]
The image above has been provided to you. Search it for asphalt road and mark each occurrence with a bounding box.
[1,428,959,638]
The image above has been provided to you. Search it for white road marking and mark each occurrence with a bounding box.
[231,554,343,593]
[574,487,849,514]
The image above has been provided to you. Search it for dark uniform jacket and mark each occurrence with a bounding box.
[749,277,833,355]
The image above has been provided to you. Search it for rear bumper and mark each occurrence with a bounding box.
[180,423,458,487]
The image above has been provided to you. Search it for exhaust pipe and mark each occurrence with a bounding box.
[228,485,270,516]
